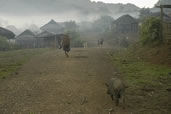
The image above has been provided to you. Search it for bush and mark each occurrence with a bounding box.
[140,17,162,46]
[0,36,9,51]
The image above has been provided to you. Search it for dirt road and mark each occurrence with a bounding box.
[0,48,129,114]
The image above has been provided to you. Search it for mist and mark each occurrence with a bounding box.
[0,0,140,30]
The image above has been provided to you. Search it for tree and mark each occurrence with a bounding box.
[63,21,78,32]
[139,8,151,21]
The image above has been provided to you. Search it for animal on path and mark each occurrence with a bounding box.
[105,78,127,107]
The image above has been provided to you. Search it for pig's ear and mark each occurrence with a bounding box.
[105,83,109,87]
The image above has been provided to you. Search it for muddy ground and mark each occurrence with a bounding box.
[0,48,130,114]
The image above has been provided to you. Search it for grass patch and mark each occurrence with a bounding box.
[0,48,49,79]
[111,49,171,114]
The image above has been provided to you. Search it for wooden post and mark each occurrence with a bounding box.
[55,35,57,48]
[160,5,164,40]
[156,5,171,42]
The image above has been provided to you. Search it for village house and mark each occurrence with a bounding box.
[40,19,64,34]
[164,13,171,42]
[37,31,56,48]
[145,12,171,42]
[16,30,36,48]
[0,27,15,39]
[155,4,171,43]
[37,31,64,48]
[112,15,139,34]
[141,11,170,19]
[163,17,171,42]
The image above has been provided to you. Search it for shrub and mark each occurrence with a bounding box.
[0,36,9,51]
[140,17,161,46]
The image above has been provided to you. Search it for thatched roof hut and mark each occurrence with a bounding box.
[40,19,64,34]
[0,27,15,39]
[37,31,55,38]
[147,12,170,19]
[16,30,36,48]
[114,15,138,24]
[37,31,64,48]
[112,15,139,33]
[16,29,35,40]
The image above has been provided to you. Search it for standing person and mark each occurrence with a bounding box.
[98,40,100,47]
[98,39,104,47]
[60,34,71,57]
[100,39,104,46]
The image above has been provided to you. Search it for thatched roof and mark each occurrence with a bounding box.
[156,0,171,6]
[148,12,170,18]
[114,15,138,24]
[0,27,15,39]
[37,31,55,38]
[146,12,171,22]
[40,19,64,34]
[16,29,36,40]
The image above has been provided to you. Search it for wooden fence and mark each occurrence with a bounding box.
[164,22,171,43]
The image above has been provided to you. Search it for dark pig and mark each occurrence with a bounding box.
[105,78,127,106]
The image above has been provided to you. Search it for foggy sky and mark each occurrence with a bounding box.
[0,0,94,15]
[91,0,159,8]
[0,0,110,28]
[0,0,150,29]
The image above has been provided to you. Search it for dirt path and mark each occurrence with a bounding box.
[0,48,129,114]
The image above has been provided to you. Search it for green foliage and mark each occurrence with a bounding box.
[140,17,162,46]
[0,36,9,51]
[139,8,151,20]
[0,48,49,79]
[111,49,171,114]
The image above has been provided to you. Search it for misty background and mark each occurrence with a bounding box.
[0,0,140,32]
[0,0,170,36]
